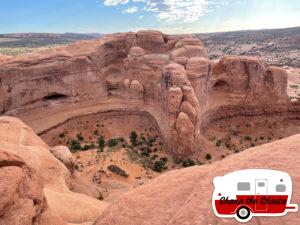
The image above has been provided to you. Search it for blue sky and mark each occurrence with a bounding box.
[0,0,299,34]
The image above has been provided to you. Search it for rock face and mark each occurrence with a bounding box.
[0,30,292,158]
[0,150,47,225]
[50,146,75,174]
[94,134,300,225]
[0,117,108,224]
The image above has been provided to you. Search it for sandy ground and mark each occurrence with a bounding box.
[38,66,300,203]
[40,112,182,203]
[204,114,300,157]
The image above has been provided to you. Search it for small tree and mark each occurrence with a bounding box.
[77,133,84,141]
[130,131,138,146]
[152,160,166,173]
[69,140,81,151]
[98,135,105,151]
[107,138,118,147]
[205,154,212,160]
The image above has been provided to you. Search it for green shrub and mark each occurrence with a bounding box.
[98,136,105,151]
[160,157,168,163]
[244,136,252,141]
[205,154,212,160]
[216,140,222,147]
[151,154,158,160]
[128,150,139,161]
[107,138,119,148]
[93,130,99,136]
[152,160,166,173]
[141,148,151,157]
[290,84,298,89]
[107,165,129,177]
[69,140,81,151]
[97,193,104,201]
[130,131,138,146]
[182,159,196,167]
[77,134,84,141]
[82,144,90,151]
[117,137,125,142]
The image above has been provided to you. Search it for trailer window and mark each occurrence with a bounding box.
[258,182,265,187]
[276,184,286,192]
[237,182,250,191]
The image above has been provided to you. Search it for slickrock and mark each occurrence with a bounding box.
[0,30,293,159]
[0,151,46,225]
[50,146,75,174]
[94,134,300,225]
[0,117,108,224]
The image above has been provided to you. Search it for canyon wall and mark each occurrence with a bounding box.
[0,30,292,158]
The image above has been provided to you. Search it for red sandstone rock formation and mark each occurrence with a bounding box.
[94,135,300,225]
[0,53,12,63]
[0,30,292,158]
[0,117,108,224]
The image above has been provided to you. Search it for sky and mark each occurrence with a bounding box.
[0,0,299,34]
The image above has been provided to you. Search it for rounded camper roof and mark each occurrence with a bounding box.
[213,169,291,185]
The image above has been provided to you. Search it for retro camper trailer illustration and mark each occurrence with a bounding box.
[212,169,298,222]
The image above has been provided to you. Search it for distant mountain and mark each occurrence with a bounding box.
[0,32,104,48]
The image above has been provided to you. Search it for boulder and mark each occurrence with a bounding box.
[50,146,75,174]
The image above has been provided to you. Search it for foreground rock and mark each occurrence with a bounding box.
[0,117,108,224]
[0,30,293,159]
[0,150,49,225]
[94,135,300,225]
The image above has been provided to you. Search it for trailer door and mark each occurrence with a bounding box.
[255,179,268,211]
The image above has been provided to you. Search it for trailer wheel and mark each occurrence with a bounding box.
[236,206,251,220]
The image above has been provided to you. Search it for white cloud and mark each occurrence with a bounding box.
[123,6,138,13]
[138,15,144,19]
[103,0,129,6]
[151,0,210,23]
[103,0,213,24]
